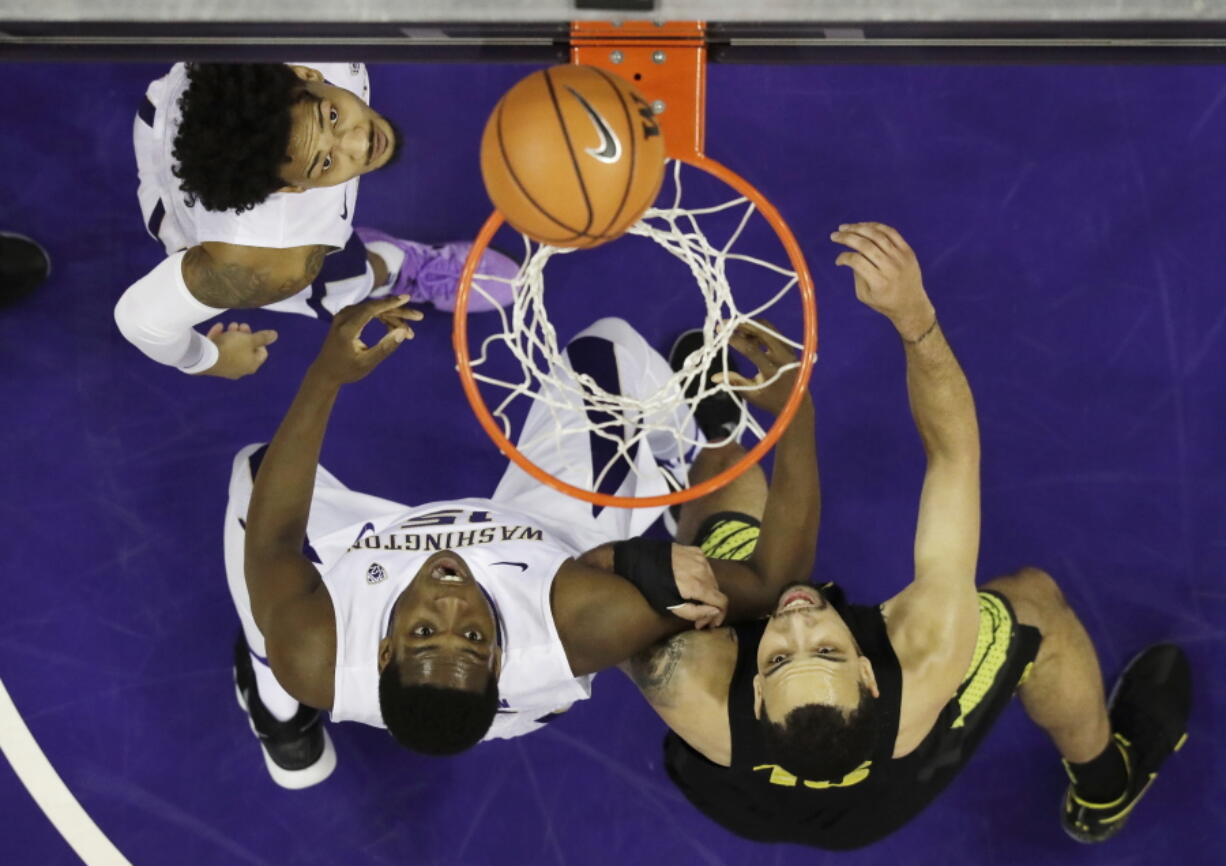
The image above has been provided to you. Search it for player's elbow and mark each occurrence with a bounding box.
[113,284,142,344]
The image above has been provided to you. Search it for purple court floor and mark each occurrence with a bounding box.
[0,61,1222,865]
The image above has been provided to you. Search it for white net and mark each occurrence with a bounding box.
[464,159,808,499]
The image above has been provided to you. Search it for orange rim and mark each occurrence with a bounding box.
[453,155,817,508]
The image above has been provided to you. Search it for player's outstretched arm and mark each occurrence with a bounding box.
[113,242,329,378]
[716,320,819,619]
[244,296,419,702]
[831,222,980,594]
[832,223,980,703]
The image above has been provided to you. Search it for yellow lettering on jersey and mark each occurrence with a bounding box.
[802,761,871,789]
[753,764,799,786]
[752,760,872,789]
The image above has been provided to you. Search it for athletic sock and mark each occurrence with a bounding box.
[364,239,407,289]
[252,654,301,722]
[1067,736,1129,804]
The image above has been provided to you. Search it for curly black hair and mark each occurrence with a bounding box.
[761,682,879,783]
[378,658,500,756]
[171,63,306,213]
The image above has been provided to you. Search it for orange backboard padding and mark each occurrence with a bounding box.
[570,21,706,161]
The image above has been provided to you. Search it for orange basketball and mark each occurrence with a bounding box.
[480,65,667,249]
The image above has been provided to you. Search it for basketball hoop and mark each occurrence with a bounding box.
[453,22,817,509]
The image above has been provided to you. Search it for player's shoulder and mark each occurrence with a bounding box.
[623,626,737,709]
[622,627,737,765]
[882,581,979,756]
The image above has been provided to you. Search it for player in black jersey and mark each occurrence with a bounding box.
[627,222,1191,849]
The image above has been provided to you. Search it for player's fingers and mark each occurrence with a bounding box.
[713,370,754,389]
[255,329,278,346]
[338,295,411,336]
[841,222,902,258]
[378,308,424,330]
[834,251,880,283]
[830,229,890,267]
[368,327,408,363]
[237,323,252,333]
[871,222,913,254]
[205,322,223,338]
[682,582,727,611]
[668,602,722,626]
[741,318,796,362]
[728,327,774,371]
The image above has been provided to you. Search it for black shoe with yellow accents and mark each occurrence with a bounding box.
[1061,644,1190,843]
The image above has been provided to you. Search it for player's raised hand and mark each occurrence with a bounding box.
[311,295,424,385]
[200,321,278,379]
[717,318,808,416]
[831,222,935,340]
[668,544,728,630]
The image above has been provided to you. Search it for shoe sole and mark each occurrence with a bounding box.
[233,673,338,790]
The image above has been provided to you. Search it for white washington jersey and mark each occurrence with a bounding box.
[318,498,593,741]
[133,62,368,255]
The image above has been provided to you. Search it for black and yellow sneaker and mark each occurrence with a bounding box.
[668,329,744,441]
[1061,644,1191,843]
[233,633,337,790]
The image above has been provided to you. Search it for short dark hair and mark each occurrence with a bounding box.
[761,682,878,782]
[172,63,306,213]
[378,658,499,755]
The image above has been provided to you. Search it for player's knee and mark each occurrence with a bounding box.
[984,566,1067,630]
[1009,566,1068,614]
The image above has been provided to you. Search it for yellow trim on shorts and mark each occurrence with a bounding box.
[698,517,760,562]
[950,592,1017,729]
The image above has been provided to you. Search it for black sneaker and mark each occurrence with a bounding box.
[668,329,744,441]
[233,633,337,789]
[0,232,50,308]
[1061,644,1191,843]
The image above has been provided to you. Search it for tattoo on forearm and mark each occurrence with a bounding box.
[183,245,328,309]
[627,633,692,705]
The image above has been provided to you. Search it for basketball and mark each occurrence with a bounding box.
[480,65,667,248]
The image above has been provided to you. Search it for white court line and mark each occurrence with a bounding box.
[0,677,132,866]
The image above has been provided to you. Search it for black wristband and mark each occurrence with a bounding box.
[612,538,684,614]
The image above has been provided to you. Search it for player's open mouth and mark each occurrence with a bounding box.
[427,553,470,583]
[777,586,821,613]
[432,564,464,583]
[371,125,385,163]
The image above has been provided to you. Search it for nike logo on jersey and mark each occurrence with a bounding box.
[340,189,349,220]
[353,521,376,545]
[566,86,622,165]
[492,561,529,572]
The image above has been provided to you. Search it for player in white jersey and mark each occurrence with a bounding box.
[115,63,516,380]
[225,296,818,788]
